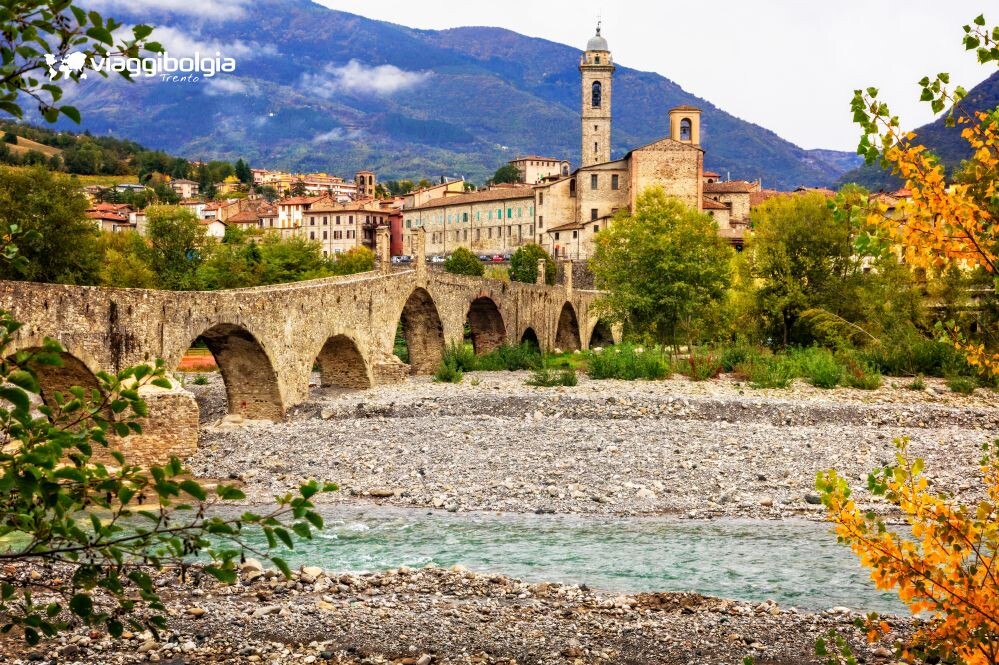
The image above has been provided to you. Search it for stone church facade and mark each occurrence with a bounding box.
[403,24,730,260]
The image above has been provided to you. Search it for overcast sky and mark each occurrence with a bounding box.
[318,0,993,151]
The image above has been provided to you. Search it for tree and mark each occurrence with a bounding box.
[257,235,327,284]
[196,240,262,290]
[490,163,521,185]
[590,187,733,348]
[509,243,555,286]
[255,185,279,202]
[748,192,854,346]
[234,158,252,185]
[0,1,158,123]
[289,180,307,197]
[0,313,333,645]
[818,15,999,665]
[444,246,484,276]
[329,246,375,276]
[0,165,101,284]
[145,206,205,290]
[98,231,156,289]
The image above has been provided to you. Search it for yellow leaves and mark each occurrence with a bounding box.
[823,439,999,662]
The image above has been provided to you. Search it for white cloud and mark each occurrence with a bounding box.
[203,78,255,96]
[151,26,276,60]
[313,128,364,143]
[82,0,250,20]
[305,60,430,97]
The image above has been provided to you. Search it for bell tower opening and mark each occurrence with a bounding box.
[579,22,614,167]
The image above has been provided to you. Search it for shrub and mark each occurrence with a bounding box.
[474,342,542,371]
[907,375,927,391]
[741,357,794,389]
[442,342,476,372]
[527,366,578,387]
[586,344,671,381]
[719,343,764,372]
[947,375,976,394]
[677,349,724,381]
[860,330,968,378]
[792,347,842,389]
[432,358,463,384]
[840,356,882,390]
[509,243,555,285]
[193,374,209,385]
[444,247,484,277]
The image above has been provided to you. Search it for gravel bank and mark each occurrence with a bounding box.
[185,372,999,519]
[1,563,914,664]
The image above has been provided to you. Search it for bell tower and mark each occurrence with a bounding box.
[579,22,614,167]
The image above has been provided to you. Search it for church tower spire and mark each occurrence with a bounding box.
[579,22,614,167]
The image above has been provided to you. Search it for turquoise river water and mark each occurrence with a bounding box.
[234,506,905,614]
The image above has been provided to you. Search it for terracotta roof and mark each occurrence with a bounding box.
[278,196,325,206]
[704,180,757,194]
[703,171,720,178]
[702,198,730,211]
[86,211,128,222]
[179,199,201,205]
[226,210,261,224]
[200,219,226,226]
[749,189,783,207]
[414,186,534,211]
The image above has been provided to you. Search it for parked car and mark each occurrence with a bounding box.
[391,255,412,264]
[431,255,446,264]
[491,255,504,262]
[502,253,513,261]
[478,254,491,262]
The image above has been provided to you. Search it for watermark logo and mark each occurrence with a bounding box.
[44,52,89,80]
[44,50,237,83]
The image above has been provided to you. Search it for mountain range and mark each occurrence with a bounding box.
[45,0,863,188]
[838,70,999,190]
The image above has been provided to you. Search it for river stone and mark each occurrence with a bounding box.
[804,493,822,505]
[302,566,323,578]
[416,655,432,665]
[186,607,206,618]
[760,496,774,507]
[369,487,395,497]
[242,558,264,573]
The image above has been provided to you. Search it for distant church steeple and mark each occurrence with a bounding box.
[579,22,614,167]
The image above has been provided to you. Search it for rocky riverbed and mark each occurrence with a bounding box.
[184,371,999,520]
[0,562,913,665]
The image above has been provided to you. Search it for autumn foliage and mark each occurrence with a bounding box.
[819,14,999,665]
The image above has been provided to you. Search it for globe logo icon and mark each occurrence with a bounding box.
[43,52,89,80]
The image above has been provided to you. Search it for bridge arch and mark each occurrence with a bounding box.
[555,302,581,352]
[313,334,371,389]
[589,319,614,349]
[6,344,105,410]
[520,327,540,349]
[396,287,445,374]
[189,323,284,421]
[465,296,506,354]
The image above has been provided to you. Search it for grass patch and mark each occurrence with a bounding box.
[192,374,209,386]
[839,356,882,390]
[586,344,670,381]
[526,366,578,387]
[790,347,842,389]
[907,375,927,391]
[675,349,724,381]
[432,343,466,383]
[740,357,794,389]
[947,375,977,394]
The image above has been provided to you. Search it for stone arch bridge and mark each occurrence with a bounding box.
[0,247,616,464]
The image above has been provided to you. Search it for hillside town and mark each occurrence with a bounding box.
[80,26,898,263]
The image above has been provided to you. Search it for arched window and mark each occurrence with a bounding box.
[680,118,692,141]
[591,81,602,108]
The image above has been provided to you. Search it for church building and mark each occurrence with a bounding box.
[402,24,741,260]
